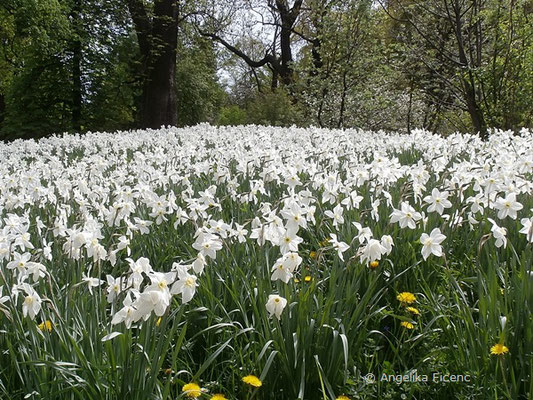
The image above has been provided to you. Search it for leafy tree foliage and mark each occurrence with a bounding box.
[0,0,531,139]
[176,34,225,126]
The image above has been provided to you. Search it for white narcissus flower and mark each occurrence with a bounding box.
[209,219,232,239]
[284,173,302,188]
[329,233,350,261]
[192,253,206,275]
[250,218,266,246]
[233,223,248,243]
[271,261,293,283]
[0,242,10,262]
[390,202,422,229]
[341,190,363,210]
[419,228,446,260]
[266,294,287,320]
[493,193,523,220]
[360,239,387,264]
[108,250,118,266]
[380,235,394,255]
[467,194,485,215]
[146,272,175,295]
[106,275,122,303]
[324,204,344,227]
[21,284,41,320]
[352,222,373,244]
[270,252,301,283]
[424,188,452,215]
[133,289,170,321]
[172,207,189,228]
[282,252,302,271]
[192,231,223,260]
[488,218,507,248]
[133,218,152,235]
[127,257,153,290]
[14,225,34,251]
[278,227,303,254]
[116,235,131,254]
[6,252,31,275]
[170,265,198,303]
[281,203,308,230]
[371,198,380,221]
[82,274,105,295]
[111,291,136,328]
[26,262,47,282]
[519,216,533,243]
[42,239,53,261]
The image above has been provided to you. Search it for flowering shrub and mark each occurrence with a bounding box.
[0,125,531,399]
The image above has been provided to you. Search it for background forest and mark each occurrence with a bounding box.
[0,0,532,140]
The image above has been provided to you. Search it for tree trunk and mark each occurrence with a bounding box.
[271,66,279,90]
[463,77,487,138]
[279,22,293,85]
[452,0,488,139]
[406,84,413,134]
[337,71,348,128]
[275,0,303,86]
[143,0,178,128]
[128,0,178,129]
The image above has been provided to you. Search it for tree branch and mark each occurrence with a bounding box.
[198,29,275,69]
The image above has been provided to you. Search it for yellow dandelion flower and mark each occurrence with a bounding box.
[397,292,416,304]
[310,251,317,259]
[337,396,350,400]
[182,382,202,398]
[304,275,312,282]
[369,261,379,270]
[156,317,162,327]
[38,320,53,332]
[401,321,414,329]
[294,277,300,283]
[242,374,262,387]
[490,343,509,356]
[211,394,227,400]
[406,307,420,315]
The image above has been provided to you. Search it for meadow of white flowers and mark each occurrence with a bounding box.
[0,125,531,399]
